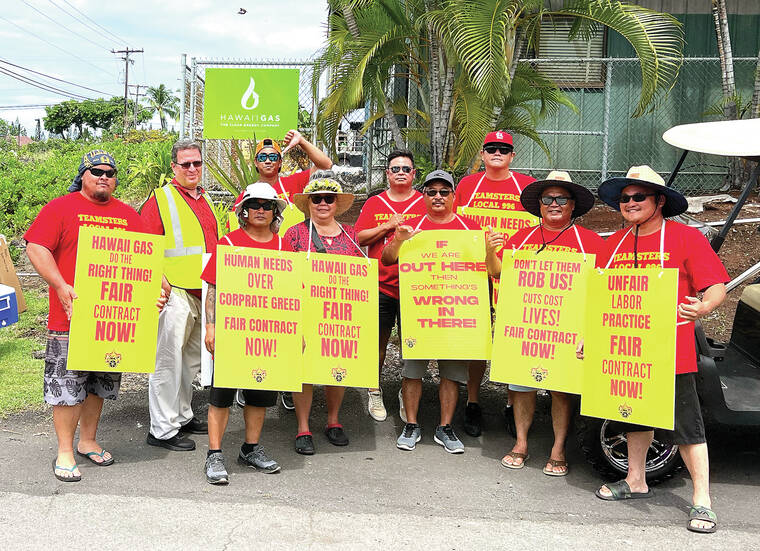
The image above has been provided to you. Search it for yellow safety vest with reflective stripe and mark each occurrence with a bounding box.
[153,184,220,290]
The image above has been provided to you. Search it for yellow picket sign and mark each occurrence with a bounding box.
[491,250,594,394]
[398,230,491,360]
[581,268,678,430]
[68,226,164,373]
[302,253,379,388]
[226,204,304,236]
[213,246,304,392]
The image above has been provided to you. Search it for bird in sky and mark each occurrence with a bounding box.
[238,8,247,15]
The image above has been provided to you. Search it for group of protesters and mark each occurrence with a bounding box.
[23,129,727,534]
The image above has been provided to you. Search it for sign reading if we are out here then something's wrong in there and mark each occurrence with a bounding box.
[203,68,299,139]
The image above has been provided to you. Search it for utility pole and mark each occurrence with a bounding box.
[112,47,143,132]
[129,84,147,129]
[34,118,41,141]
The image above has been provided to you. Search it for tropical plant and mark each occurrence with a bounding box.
[315,0,684,170]
[143,84,180,131]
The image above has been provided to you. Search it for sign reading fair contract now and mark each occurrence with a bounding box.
[203,68,299,139]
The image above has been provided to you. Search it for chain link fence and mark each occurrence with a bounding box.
[180,55,759,198]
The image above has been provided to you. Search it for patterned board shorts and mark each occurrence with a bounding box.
[43,331,121,406]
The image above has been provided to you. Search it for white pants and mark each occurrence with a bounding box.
[148,288,202,439]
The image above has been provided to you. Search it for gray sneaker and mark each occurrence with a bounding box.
[434,424,465,454]
[205,452,229,484]
[396,423,422,451]
[238,444,281,473]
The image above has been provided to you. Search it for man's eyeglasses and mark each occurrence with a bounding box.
[89,168,117,178]
[424,188,452,197]
[389,165,413,174]
[256,153,281,163]
[540,195,572,206]
[619,192,656,204]
[310,194,337,205]
[176,160,202,170]
[245,200,276,211]
[483,145,513,155]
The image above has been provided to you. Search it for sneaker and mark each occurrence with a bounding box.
[179,417,208,435]
[434,424,465,454]
[205,452,229,484]
[398,388,407,423]
[238,444,281,473]
[235,389,245,408]
[295,434,315,455]
[147,432,196,451]
[396,423,422,451]
[281,392,295,411]
[325,425,349,446]
[463,402,482,437]
[367,389,387,421]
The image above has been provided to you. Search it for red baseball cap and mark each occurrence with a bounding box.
[483,130,513,147]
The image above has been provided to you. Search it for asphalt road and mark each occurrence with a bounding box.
[0,383,757,550]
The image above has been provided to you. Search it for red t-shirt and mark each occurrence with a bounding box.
[455,170,535,211]
[599,220,729,374]
[24,192,143,331]
[201,229,292,286]
[355,190,426,298]
[502,224,606,263]
[284,222,363,257]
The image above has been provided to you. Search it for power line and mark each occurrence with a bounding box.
[20,0,115,52]
[59,0,131,45]
[0,104,55,109]
[45,0,121,48]
[0,58,116,96]
[0,66,93,100]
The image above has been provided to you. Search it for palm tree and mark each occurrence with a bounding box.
[144,84,180,131]
[316,0,684,170]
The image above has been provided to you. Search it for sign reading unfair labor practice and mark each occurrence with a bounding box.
[68,227,164,373]
[581,268,678,430]
[303,254,379,388]
[399,230,491,360]
[203,68,299,139]
[491,250,594,394]
[213,246,304,392]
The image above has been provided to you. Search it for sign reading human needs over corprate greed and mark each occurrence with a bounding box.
[203,68,299,139]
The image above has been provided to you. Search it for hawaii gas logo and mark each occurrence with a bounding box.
[219,77,280,125]
[241,77,259,110]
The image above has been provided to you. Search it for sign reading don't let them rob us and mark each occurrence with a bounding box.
[203,68,299,139]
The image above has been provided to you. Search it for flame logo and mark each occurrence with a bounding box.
[241,77,259,110]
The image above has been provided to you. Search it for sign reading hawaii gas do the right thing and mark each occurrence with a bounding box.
[581,268,678,430]
[203,68,299,139]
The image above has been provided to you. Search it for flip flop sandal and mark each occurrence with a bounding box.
[52,458,81,482]
[542,458,569,477]
[687,506,718,534]
[501,451,529,469]
[76,449,114,466]
[595,479,653,501]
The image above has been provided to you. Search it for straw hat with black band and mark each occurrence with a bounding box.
[292,177,354,216]
[597,165,688,218]
[520,170,595,218]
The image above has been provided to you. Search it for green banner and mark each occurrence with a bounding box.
[203,68,299,139]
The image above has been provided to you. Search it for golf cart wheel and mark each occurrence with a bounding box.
[575,415,682,485]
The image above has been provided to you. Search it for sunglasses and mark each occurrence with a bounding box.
[389,165,413,174]
[245,201,275,211]
[310,194,337,205]
[424,188,452,197]
[89,167,117,178]
[540,195,572,206]
[256,153,281,163]
[619,192,656,204]
[176,160,202,170]
[483,145,513,155]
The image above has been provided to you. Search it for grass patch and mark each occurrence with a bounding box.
[0,288,47,415]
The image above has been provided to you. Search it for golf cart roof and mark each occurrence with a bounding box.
[663,119,760,159]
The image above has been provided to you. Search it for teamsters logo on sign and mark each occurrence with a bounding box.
[104,351,122,369]
[203,68,299,139]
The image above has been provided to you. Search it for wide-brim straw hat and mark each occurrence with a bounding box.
[598,165,687,218]
[520,170,595,218]
[234,182,288,217]
[293,177,354,216]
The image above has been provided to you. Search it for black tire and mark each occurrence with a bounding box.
[575,414,682,485]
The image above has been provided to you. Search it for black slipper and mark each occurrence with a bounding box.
[76,449,114,466]
[52,458,81,482]
[595,479,652,501]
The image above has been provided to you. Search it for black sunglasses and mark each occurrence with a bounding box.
[424,188,452,197]
[89,167,117,178]
[389,165,413,174]
[483,145,513,155]
[176,160,202,169]
[540,195,572,206]
[310,194,337,205]
[256,153,281,163]
[619,192,656,204]
[245,200,275,211]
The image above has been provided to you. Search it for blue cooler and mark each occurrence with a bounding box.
[0,284,19,328]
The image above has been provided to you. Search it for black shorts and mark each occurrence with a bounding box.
[379,291,401,335]
[608,373,705,446]
[209,387,277,408]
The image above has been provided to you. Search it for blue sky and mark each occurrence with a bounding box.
[0,1,329,134]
